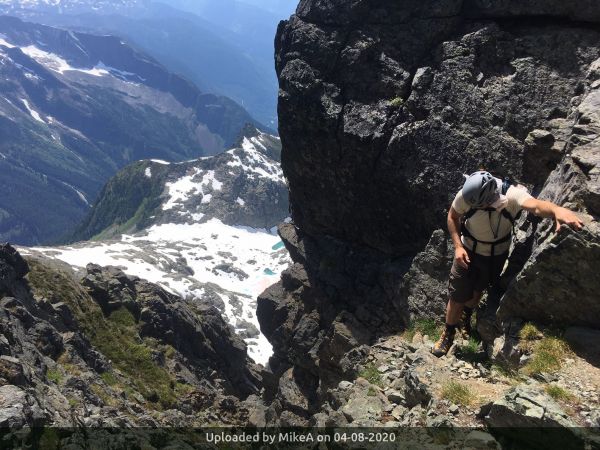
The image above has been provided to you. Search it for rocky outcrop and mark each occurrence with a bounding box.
[0,244,261,427]
[497,82,600,328]
[257,223,409,423]
[276,0,600,256]
[484,384,593,450]
[265,0,600,430]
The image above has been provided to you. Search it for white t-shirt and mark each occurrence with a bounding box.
[451,185,533,256]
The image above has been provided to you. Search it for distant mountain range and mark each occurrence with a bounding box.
[24,126,290,364]
[0,15,264,245]
[0,0,299,126]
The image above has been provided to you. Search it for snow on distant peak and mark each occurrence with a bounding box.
[162,168,223,211]
[20,98,44,122]
[227,136,285,183]
[21,45,109,76]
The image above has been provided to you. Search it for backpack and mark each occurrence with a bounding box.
[460,177,521,257]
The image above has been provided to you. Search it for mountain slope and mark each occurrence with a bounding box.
[24,128,290,365]
[0,15,262,245]
[0,0,288,126]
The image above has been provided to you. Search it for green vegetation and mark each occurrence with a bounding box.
[367,386,378,397]
[46,368,63,384]
[522,336,571,376]
[101,371,119,387]
[519,323,542,341]
[460,336,480,355]
[545,384,575,402]
[75,161,168,242]
[27,260,181,410]
[441,381,474,406]
[358,363,383,387]
[390,97,404,107]
[403,319,443,342]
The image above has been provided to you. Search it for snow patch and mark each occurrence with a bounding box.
[20,98,44,123]
[27,217,289,365]
[145,167,152,178]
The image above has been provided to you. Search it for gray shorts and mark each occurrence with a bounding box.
[448,248,508,303]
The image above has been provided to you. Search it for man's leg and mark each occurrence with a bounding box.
[460,291,482,338]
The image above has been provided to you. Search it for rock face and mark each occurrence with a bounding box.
[276,0,600,256]
[497,82,600,328]
[0,243,262,427]
[264,0,600,428]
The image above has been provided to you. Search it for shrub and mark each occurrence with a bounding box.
[441,381,474,406]
[390,97,404,107]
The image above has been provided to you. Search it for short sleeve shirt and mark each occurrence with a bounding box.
[451,185,533,256]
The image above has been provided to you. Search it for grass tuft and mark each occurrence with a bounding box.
[519,323,542,341]
[367,386,378,397]
[545,384,575,402]
[522,336,571,376]
[46,368,63,384]
[460,337,480,355]
[358,363,383,387]
[441,381,474,406]
[403,319,443,342]
[390,97,404,107]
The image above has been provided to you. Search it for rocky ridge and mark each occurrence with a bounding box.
[256,0,600,444]
[0,242,263,428]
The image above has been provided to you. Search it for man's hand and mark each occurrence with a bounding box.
[522,198,585,232]
[454,247,470,269]
[553,206,584,232]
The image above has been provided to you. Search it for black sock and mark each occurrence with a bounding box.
[445,323,457,333]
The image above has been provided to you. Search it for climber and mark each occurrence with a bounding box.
[431,171,584,357]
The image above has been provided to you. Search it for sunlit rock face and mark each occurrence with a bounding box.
[260,0,600,426]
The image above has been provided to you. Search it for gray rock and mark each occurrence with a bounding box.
[463,431,501,450]
[403,369,432,408]
[400,230,453,322]
[485,384,587,449]
[564,327,600,358]
[0,385,44,427]
[386,390,405,404]
[391,404,408,421]
[341,394,384,423]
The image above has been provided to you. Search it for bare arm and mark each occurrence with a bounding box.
[447,206,464,250]
[448,206,470,268]
[521,198,584,232]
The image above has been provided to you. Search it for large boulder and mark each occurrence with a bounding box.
[498,83,600,328]
[484,384,591,449]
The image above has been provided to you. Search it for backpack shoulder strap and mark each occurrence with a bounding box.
[464,208,477,220]
[501,208,515,225]
[502,177,511,195]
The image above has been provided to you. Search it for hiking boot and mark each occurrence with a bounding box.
[459,309,473,339]
[431,328,456,357]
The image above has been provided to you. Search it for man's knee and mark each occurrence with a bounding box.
[465,291,482,308]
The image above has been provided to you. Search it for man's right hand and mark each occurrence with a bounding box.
[454,247,470,269]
